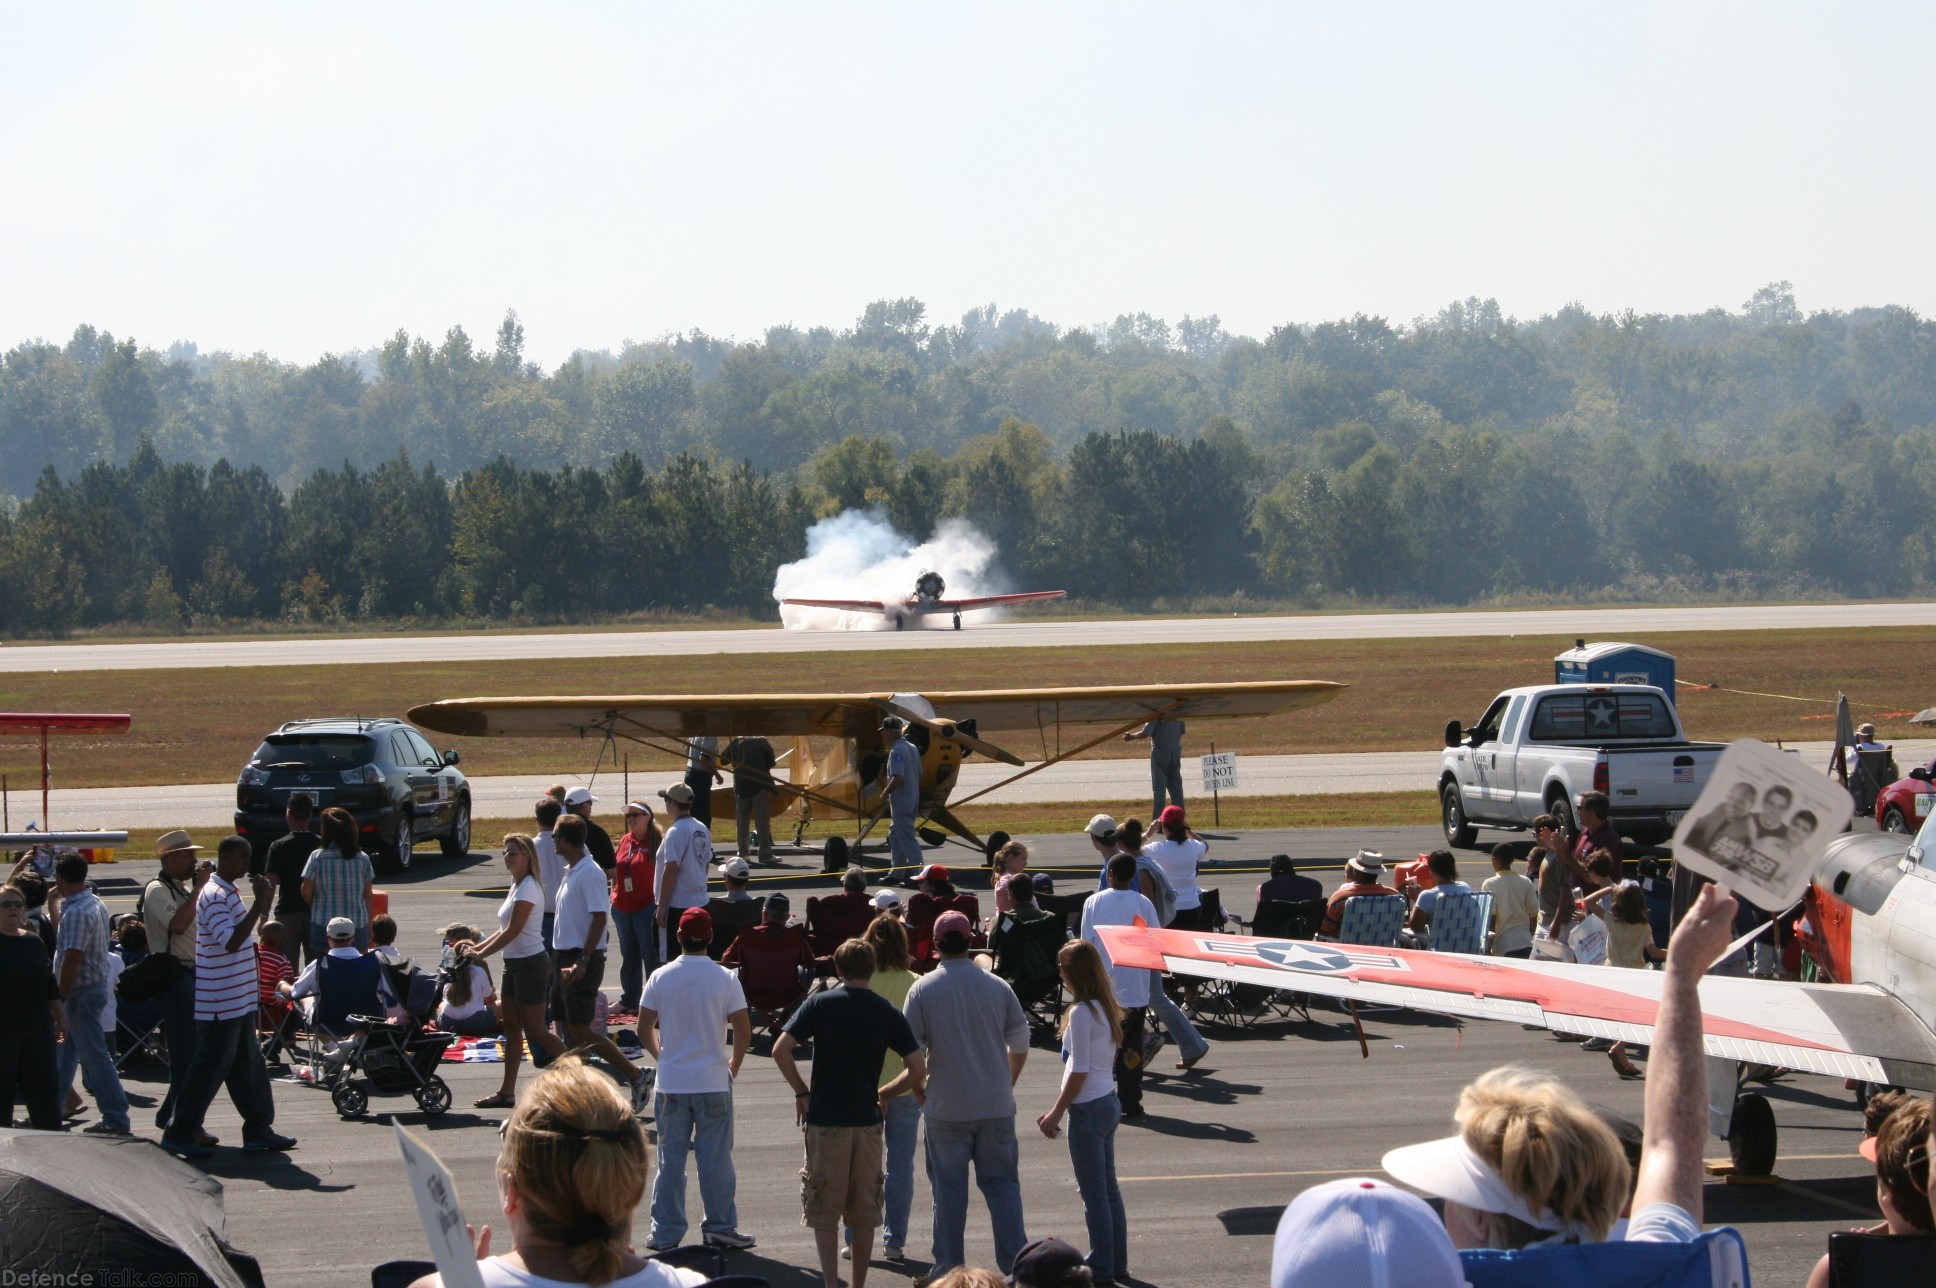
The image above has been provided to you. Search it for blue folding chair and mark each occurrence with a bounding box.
[1460,1227,1750,1288]
[1335,894,1406,948]
[1429,890,1493,955]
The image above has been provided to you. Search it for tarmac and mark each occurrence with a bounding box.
[37,738,1936,831]
[3,600,1929,671]
[83,825,1875,1287]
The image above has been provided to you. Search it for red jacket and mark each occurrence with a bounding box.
[612,831,657,914]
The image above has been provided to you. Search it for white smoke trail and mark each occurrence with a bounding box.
[774,510,1009,630]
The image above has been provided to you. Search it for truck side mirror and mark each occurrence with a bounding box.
[1444,720,1463,748]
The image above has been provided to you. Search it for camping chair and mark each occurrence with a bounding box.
[1849,748,1900,817]
[805,893,875,956]
[1827,1230,1936,1286]
[909,893,984,968]
[1459,1225,1750,1288]
[1332,894,1407,1057]
[988,909,1068,1039]
[1226,897,1327,1023]
[1428,890,1494,955]
[113,1010,167,1072]
[722,924,815,1041]
[706,897,763,960]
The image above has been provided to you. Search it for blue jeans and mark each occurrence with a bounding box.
[155,968,197,1129]
[888,806,921,873]
[651,1090,738,1246]
[541,911,555,950]
[848,1092,922,1252]
[1067,1094,1127,1281]
[164,1012,278,1146]
[611,905,659,1010]
[1149,977,1209,1064]
[1151,752,1183,820]
[924,1115,1027,1275]
[57,983,129,1132]
[307,921,370,962]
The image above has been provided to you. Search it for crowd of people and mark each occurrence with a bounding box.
[0,772,1923,1288]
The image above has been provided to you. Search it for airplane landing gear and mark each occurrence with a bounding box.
[893,613,905,630]
[952,612,962,630]
[1728,1091,1778,1177]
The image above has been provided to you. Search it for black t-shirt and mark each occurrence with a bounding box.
[585,821,617,872]
[783,984,917,1127]
[0,932,57,1033]
[1258,873,1323,905]
[265,830,321,913]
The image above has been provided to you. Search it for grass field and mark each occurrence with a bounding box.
[2,625,1925,788]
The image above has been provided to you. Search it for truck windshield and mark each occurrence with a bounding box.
[250,736,373,770]
[1529,692,1677,741]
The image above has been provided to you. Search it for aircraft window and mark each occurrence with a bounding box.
[1914,811,1936,871]
[1530,693,1676,741]
[1469,697,1511,745]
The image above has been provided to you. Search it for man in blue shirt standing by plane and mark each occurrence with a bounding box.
[880,716,923,877]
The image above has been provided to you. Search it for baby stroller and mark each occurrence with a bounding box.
[322,1012,455,1118]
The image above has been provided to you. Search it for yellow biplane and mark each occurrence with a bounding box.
[407,680,1342,866]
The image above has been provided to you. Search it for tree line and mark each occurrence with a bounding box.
[0,282,1932,632]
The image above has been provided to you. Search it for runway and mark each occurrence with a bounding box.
[0,600,1919,672]
[45,739,1933,831]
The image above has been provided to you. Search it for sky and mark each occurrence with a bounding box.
[2,2,1930,368]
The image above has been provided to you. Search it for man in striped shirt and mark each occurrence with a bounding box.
[161,835,297,1161]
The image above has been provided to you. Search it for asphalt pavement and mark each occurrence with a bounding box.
[4,600,1930,671]
[80,825,1870,1287]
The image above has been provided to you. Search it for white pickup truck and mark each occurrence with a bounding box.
[1438,683,1726,849]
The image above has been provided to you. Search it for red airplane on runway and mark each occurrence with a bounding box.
[781,571,1065,630]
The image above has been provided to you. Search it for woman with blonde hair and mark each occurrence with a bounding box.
[462,835,566,1109]
[412,1056,704,1288]
[1037,939,1129,1285]
[991,841,1031,914]
[1383,1065,1630,1249]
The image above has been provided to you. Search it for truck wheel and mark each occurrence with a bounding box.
[1883,806,1911,834]
[1441,783,1478,848]
[1547,794,1577,837]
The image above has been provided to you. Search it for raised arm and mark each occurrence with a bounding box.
[1632,882,1738,1227]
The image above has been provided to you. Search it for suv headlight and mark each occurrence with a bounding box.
[340,765,382,785]
[240,766,271,787]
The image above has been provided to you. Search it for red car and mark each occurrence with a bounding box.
[1876,759,1936,834]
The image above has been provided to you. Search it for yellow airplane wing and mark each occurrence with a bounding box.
[407,680,1343,742]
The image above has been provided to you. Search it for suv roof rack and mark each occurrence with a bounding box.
[273,717,407,734]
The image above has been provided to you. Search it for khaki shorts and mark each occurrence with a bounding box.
[800,1124,885,1231]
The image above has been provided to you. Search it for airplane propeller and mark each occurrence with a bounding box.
[871,698,1025,767]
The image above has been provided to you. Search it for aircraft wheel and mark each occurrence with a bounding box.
[1728,1091,1778,1176]
[1441,783,1477,848]
[822,835,850,874]
[953,613,962,630]
[1883,806,1911,834]
[982,829,1011,866]
[894,613,905,630]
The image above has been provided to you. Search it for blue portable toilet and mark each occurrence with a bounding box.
[1553,640,1678,705]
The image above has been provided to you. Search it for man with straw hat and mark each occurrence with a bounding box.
[140,830,212,1141]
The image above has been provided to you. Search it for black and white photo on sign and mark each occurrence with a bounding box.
[1671,737,1854,911]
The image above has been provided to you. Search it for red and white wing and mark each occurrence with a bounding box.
[778,598,900,614]
[1095,924,1936,1089]
[933,590,1068,613]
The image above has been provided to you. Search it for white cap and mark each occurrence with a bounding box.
[1271,1177,1467,1288]
[1084,813,1118,840]
[872,889,903,911]
[718,857,751,880]
[1382,1136,1573,1236]
[564,786,597,807]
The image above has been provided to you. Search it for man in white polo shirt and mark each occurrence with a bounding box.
[161,835,295,1161]
[552,813,653,1113]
